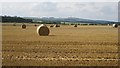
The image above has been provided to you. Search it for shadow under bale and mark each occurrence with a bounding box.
[37,24,50,36]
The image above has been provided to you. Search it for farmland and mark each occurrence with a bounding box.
[2,23,119,66]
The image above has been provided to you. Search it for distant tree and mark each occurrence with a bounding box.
[2,16,32,23]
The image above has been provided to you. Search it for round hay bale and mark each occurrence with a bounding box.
[21,24,26,29]
[112,24,118,28]
[55,24,60,27]
[34,24,37,27]
[37,24,50,36]
[50,25,54,27]
[74,24,77,27]
[13,23,16,26]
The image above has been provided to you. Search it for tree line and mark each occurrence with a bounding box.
[1,16,32,23]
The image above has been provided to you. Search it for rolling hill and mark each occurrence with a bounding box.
[23,17,118,24]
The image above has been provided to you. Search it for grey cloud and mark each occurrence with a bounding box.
[32,2,57,12]
[2,3,34,16]
[1,2,118,21]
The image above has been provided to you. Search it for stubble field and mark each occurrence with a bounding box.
[2,23,119,66]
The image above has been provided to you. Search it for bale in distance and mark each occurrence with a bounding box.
[55,24,60,27]
[13,23,16,26]
[34,24,37,27]
[21,24,26,29]
[50,25,54,27]
[37,24,50,36]
[112,24,118,28]
[74,24,77,27]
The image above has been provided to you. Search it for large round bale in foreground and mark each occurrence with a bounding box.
[112,24,118,28]
[37,24,50,36]
[21,24,26,29]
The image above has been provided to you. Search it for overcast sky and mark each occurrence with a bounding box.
[1,1,119,22]
[0,0,119,2]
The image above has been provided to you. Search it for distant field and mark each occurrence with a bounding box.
[2,23,119,66]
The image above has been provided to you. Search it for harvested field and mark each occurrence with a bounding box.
[2,23,119,66]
